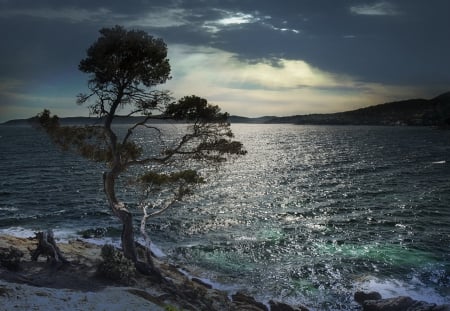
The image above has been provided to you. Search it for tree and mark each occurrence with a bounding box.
[36,26,245,272]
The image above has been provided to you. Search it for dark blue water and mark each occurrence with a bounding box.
[1,124,449,310]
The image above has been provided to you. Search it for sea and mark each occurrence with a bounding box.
[1,123,449,310]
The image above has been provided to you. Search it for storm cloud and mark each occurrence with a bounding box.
[1,0,449,121]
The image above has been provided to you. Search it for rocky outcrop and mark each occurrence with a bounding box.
[3,234,450,311]
[231,292,269,310]
[1,234,309,311]
[355,291,450,311]
[354,291,383,304]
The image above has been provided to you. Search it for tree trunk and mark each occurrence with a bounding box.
[103,171,137,262]
[30,230,69,264]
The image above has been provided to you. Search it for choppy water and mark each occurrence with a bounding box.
[1,124,449,310]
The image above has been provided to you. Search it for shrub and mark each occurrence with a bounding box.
[97,244,136,284]
[0,246,24,271]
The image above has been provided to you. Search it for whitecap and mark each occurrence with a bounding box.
[150,243,166,257]
[0,206,18,211]
[432,160,446,164]
[83,237,121,247]
[356,277,450,305]
[0,227,83,243]
[234,235,257,241]
[0,227,36,238]
[177,268,239,293]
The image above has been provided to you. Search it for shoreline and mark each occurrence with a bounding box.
[1,233,449,311]
[0,233,308,311]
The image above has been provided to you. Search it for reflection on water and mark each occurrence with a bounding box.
[1,124,450,309]
[156,124,450,308]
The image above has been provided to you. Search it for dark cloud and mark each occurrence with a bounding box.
[0,0,449,121]
[2,0,449,86]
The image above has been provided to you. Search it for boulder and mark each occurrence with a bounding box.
[354,291,382,304]
[360,296,445,311]
[362,296,414,311]
[231,292,268,311]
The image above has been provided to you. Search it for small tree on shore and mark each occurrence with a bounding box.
[36,26,245,272]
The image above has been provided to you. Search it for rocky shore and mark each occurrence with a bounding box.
[1,234,449,311]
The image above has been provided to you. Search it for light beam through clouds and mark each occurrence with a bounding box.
[165,45,425,117]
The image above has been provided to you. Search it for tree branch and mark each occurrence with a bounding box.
[122,117,163,146]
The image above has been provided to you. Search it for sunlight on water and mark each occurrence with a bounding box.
[1,124,449,309]
[161,125,450,308]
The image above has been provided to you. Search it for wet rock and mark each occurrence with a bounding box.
[362,296,414,310]
[269,299,310,311]
[357,292,450,311]
[408,301,438,311]
[360,296,444,311]
[191,277,213,289]
[231,292,268,311]
[354,291,382,304]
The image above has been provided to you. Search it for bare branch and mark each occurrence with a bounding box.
[121,116,164,147]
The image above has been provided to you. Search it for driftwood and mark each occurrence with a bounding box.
[30,230,69,264]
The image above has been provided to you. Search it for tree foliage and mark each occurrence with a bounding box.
[77,25,172,117]
[36,25,246,268]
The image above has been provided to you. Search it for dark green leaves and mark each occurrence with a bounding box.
[165,95,229,122]
[36,109,59,130]
[35,110,143,164]
[79,25,171,88]
[197,139,246,156]
[139,170,204,186]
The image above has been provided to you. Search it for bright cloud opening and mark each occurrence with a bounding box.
[350,1,400,16]
[217,12,258,25]
[164,45,420,117]
[203,10,264,33]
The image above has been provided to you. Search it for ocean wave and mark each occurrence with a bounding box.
[356,276,450,305]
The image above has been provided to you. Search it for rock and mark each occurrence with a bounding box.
[433,305,450,311]
[269,299,310,311]
[191,277,213,289]
[362,296,415,311]
[407,301,437,311]
[231,292,268,311]
[362,296,413,311]
[355,290,450,311]
[355,291,383,304]
[126,289,165,307]
[360,294,450,311]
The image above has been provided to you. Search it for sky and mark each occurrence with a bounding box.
[1,0,449,122]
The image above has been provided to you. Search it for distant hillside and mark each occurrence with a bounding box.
[262,91,450,126]
[228,116,276,123]
[2,91,450,127]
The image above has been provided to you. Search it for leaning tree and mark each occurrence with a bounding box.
[36,25,245,272]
